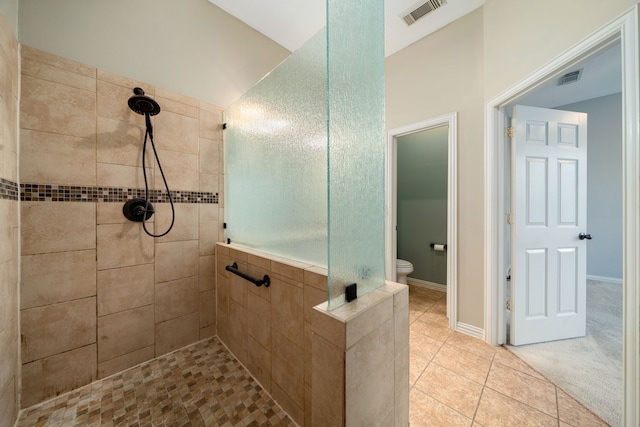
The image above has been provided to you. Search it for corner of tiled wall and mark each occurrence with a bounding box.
[18,46,224,408]
[0,8,20,427]
[215,243,410,426]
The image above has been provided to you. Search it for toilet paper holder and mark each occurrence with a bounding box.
[430,243,447,251]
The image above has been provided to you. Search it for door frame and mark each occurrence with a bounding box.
[386,112,458,329]
[484,7,639,426]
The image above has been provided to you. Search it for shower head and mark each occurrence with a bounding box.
[128,87,161,116]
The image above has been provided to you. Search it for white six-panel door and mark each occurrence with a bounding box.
[510,105,588,346]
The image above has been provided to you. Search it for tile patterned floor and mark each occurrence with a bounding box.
[16,337,294,427]
[16,285,609,427]
[408,284,609,427]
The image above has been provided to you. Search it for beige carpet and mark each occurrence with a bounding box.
[507,279,623,427]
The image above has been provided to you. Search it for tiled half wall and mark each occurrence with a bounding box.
[19,45,224,407]
[216,243,409,426]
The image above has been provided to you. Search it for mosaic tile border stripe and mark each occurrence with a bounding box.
[20,183,218,204]
[0,177,19,201]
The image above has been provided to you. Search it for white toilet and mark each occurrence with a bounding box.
[396,259,414,284]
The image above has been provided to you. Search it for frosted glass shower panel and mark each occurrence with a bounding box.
[327,0,385,308]
[224,31,328,266]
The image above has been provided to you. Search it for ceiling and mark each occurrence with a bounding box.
[208,0,485,56]
[510,41,622,111]
[208,0,622,107]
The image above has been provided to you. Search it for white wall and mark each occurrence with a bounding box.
[18,0,290,108]
[387,0,638,329]
[483,0,637,99]
[386,8,485,327]
[559,93,623,280]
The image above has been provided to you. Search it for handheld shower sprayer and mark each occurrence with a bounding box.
[122,87,175,237]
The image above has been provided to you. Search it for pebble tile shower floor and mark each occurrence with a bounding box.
[16,338,294,427]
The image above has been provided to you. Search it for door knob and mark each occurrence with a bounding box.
[578,232,592,240]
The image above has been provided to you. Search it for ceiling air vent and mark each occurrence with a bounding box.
[402,0,446,26]
[558,69,583,86]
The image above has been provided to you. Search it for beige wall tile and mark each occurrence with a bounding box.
[97,116,148,168]
[0,317,18,399]
[20,129,96,186]
[0,201,17,264]
[247,262,271,302]
[0,378,17,427]
[21,344,97,408]
[96,70,154,95]
[199,204,218,222]
[271,260,306,283]
[21,297,96,363]
[304,284,327,324]
[21,202,96,255]
[22,250,96,309]
[199,255,215,291]
[395,346,410,427]
[200,324,216,340]
[271,381,304,427]
[227,299,248,357]
[155,312,199,356]
[21,55,96,91]
[247,336,271,393]
[155,240,199,283]
[199,138,220,175]
[0,261,17,330]
[155,203,199,243]
[304,266,328,291]
[199,106,223,141]
[271,276,304,347]
[155,276,198,323]
[312,334,345,427]
[97,203,129,225]
[217,271,229,316]
[154,111,198,154]
[311,305,345,350]
[155,96,198,118]
[97,162,153,189]
[217,308,229,344]
[199,289,216,328]
[395,300,410,356]
[345,319,394,427]
[97,80,151,125]
[199,221,217,256]
[329,289,393,349]
[155,87,198,108]
[271,330,304,409]
[304,321,312,387]
[97,263,154,316]
[21,75,96,138]
[199,173,218,193]
[98,305,154,363]
[97,222,154,270]
[154,150,198,191]
[228,269,248,306]
[98,345,155,379]
[22,45,95,78]
[247,292,270,348]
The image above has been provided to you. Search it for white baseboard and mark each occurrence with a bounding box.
[455,322,485,340]
[407,277,446,292]
[587,275,623,285]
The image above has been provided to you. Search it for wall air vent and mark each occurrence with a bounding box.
[558,69,583,86]
[402,0,446,26]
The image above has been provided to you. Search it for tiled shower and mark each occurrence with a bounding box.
[0,8,227,420]
[18,42,225,407]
